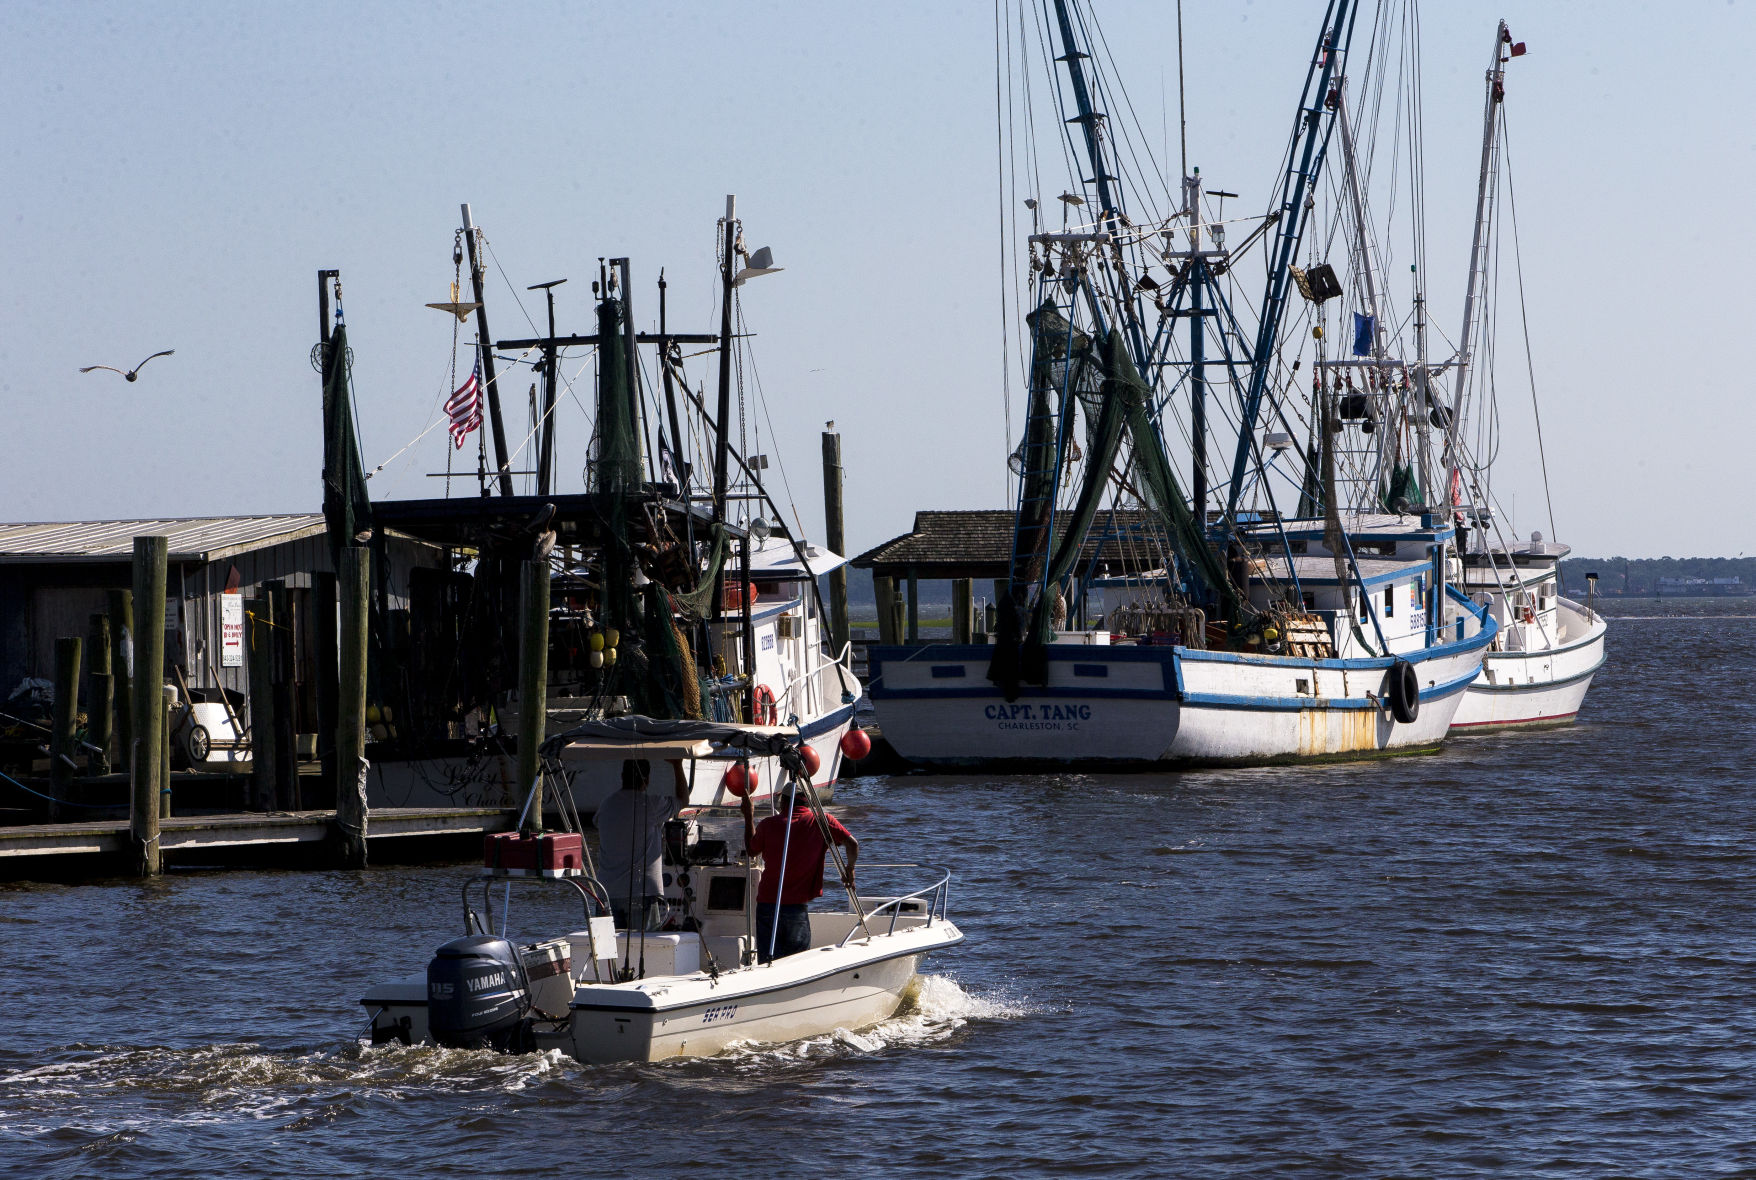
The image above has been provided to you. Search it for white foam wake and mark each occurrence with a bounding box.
[715,973,1028,1062]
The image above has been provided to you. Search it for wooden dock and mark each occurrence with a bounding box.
[0,806,516,874]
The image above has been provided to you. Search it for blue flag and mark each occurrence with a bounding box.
[1353,312,1375,356]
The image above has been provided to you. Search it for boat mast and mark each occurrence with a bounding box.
[1443,22,1519,502]
[530,278,565,497]
[1333,80,1395,492]
[712,194,738,520]
[460,203,515,497]
[1223,0,1358,519]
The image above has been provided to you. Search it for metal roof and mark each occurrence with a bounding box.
[0,515,330,565]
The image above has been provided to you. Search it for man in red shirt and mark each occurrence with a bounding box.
[741,785,859,962]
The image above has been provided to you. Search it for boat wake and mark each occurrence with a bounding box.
[714,973,1028,1063]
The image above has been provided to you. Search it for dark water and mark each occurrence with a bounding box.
[3,600,1754,1178]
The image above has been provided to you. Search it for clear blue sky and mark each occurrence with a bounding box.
[5,2,1751,559]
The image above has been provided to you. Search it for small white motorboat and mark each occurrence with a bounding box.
[360,727,961,1063]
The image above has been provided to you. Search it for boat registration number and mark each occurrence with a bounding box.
[701,1004,739,1025]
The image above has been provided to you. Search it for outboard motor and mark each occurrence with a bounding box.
[426,935,534,1052]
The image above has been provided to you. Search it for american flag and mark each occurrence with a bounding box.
[445,357,482,449]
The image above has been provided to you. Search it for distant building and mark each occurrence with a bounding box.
[1655,575,1751,597]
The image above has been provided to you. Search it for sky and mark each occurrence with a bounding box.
[4,1,1753,560]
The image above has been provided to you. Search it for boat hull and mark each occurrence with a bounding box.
[868,612,1492,768]
[362,919,961,1065]
[1450,598,1607,733]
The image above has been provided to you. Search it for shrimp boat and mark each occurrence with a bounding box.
[1305,18,1606,732]
[868,0,1495,768]
[1439,24,1607,730]
[349,198,862,814]
[361,727,960,1063]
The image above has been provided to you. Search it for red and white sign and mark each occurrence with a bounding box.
[221,592,245,668]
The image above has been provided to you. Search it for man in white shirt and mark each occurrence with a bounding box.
[594,758,689,929]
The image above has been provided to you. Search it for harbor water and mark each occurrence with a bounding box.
[2,600,1752,1178]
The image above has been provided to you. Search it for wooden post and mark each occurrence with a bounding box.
[87,614,112,776]
[160,684,174,819]
[108,589,133,773]
[266,580,299,809]
[820,429,849,658]
[129,535,167,877]
[952,579,972,644]
[49,637,82,820]
[332,547,370,868]
[247,592,277,813]
[517,558,550,834]
[313,572,339,798]
[906,568,919,642]
[874,576,897,645]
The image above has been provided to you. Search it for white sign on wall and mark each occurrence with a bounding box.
[221,593,245,668]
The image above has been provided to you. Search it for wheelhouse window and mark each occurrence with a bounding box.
[1384,584,1395,617]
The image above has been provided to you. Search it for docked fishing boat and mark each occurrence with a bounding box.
[341,199,862,813]
[868,0,1494,768]
[1315,19,1607,733]
[361,727,960,1063]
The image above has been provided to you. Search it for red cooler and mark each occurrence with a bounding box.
[485,831,586,874]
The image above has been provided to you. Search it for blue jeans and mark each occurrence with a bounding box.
[755,902,811,962]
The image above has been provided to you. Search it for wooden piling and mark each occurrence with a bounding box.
[246,593,277,813]
[331,547,369,868]
[313,571,339,798]
[517,558,550,835]
[952,579,973,644]
[129,535,167,877]
[906,569,920,643]
[160,684,174,819]
[86,614,112,776]
[49,637,81,820]
[266,580,299,810]
[107,589,133,773]
[874,576,898,645]
[820,429,849,659]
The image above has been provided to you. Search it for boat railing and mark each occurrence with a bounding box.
[462,870,611,937]
[776,639,856,717]
[837,864,952,947]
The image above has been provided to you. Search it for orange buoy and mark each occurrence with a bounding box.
[725,762,758,798]
[840,728,872,761]
[799,744,822,778]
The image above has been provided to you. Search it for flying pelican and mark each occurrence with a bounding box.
[79,350,175,382]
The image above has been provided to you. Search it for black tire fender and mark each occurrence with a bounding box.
[1386,659,1420,725]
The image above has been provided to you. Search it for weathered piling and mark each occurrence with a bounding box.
[266,580,299,809]
[331,547,369,868]
[160,684,174,819]
[107,589,133,773]
[952,579,973,644]
[247,592,277,813]
[313,571,339,796]
[50,637,82,820]
[517,558,550,834]
[821,428,849,658]
[129,535,167,877]
[874,576,897,645]
[87,614,112,775]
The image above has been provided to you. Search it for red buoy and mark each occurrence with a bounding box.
[799,744,822,778]
[840,728,872,761]
[724,762,757,798]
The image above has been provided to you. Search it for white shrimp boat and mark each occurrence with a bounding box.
[361,729,960,1063]
[869,2,1495,768]
[1450,534,1607,731]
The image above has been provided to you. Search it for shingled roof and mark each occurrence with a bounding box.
[851,509,1171,579]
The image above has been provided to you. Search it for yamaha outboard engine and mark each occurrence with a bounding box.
[426,935,534,1052]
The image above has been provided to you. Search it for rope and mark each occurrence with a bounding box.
[0,766,128,810]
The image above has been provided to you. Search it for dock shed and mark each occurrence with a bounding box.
[0,514,447,727]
